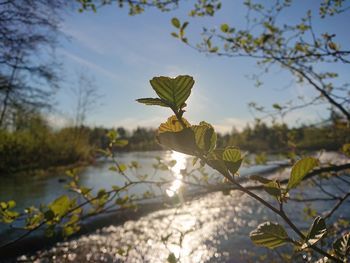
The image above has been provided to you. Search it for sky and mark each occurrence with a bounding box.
[53,0,350,133]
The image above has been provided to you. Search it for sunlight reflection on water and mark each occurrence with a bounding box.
[14,152,349,262]
[166,151,187,197]
[23,183,272,263]
[18,168,350,262]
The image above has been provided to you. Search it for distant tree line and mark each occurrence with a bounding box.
[1,109,348,175]
[217,117,349,153]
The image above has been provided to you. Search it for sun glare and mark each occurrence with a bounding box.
[166,151,187,197]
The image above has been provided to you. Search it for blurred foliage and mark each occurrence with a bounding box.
[0,113,92,174]
[217,120,350,153]
[1,109,348,175]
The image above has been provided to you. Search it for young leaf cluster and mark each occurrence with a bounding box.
[138,75,346,262]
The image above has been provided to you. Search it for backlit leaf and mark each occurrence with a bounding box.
[301,216,327,249]
[150,75,194,109]
[117,164,127,173]
[191,121,216,153]
[223,147,241,162]
[333,232,350,259]
[287,157,319,190]
[342,143,350,156]
[136,98,169,107]
[157,128,197,155]
[223,147,242,175]
[250,222,289,249]
[328,42,338,51]
[171,17,180,28]
[207,149,231,178]
[115,139,128,147]
[171,32,179,38]
[49,195,71,218]
[220,23,230,33]
[158,115,191,133]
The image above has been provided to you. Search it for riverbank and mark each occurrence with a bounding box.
[1,160,94,179]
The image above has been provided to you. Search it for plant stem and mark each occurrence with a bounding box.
[225,176,341,262]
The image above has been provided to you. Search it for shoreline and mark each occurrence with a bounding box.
[0,160,94,178]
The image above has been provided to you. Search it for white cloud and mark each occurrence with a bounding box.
[212,117,250,134]
[46,112,72,129]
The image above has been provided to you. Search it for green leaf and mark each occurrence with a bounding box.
[220,23,230,33]
[181,21,189,31]
[272,103,282,110]
[107,130,118,141]
[342,143,350,156]
[209,47,219,53]
[333,233,350,259]
[49,195,71,218]
[0,207,20,223]
[115,139,128,147]
[149,75,195,109]
[158,115,191,133]
[136,98,169,107]
[7,200,16,209]
[167,252,177,263]
[287,157,319,190]
[115,195,129,206]
[223,147,242,175]
[250,222,289,249]
[79,186,91,195]
[328,42,338,51]
[207,149,231,178]
[25,212,44,229]
[171,17,181,28]
[171,32,179,38]
[301,216,327,249]
[0,202,7,210]
[223,147,241,162]
[117,164,127,173]
[63,225,76,236]
[157,128,198,155]
[191,121,217,153]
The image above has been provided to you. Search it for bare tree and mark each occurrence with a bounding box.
[0,0,67,128]
[72,73,101,131]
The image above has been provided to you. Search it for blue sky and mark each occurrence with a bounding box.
[53,1,349,133]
